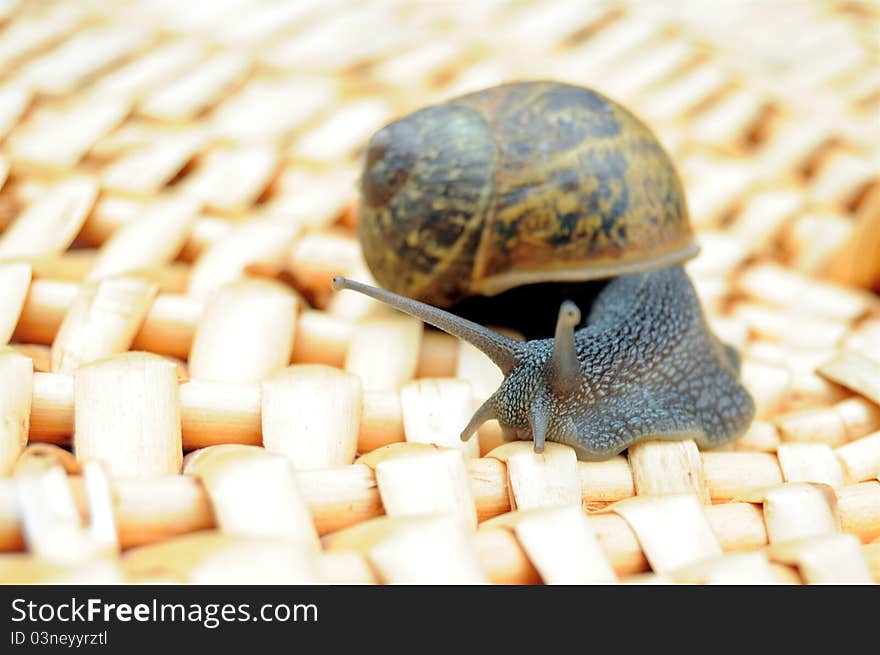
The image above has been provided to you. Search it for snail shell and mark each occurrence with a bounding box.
[358,80,698,307]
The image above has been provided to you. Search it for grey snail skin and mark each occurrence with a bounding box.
[340,80,755,461]
[332,270,754,461]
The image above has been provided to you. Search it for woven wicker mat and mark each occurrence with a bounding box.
[0,0,878,584]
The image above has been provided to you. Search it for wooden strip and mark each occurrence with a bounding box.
[74,474,213,550]
[74,353,182,477]
[783,212,853,274]
[740,359,792,418]
[289,231,363,301]
[183,445,318,549]
[776,443,844,489]
[262,4,403,72]
[639,63,729,122]
[838,481,880,543]
[842,318,880,361]
[0,262,31,345]
[704,502,767,552]
[15,26,148,95]
[834,431,880,483]
[373,41,462,88]
[691,89,765,146]
[344,315,422,391]
[734,303,848,349]
[0,557,123,584]
[28,370,73,441]
[686,231,750,279]
[319,551,377,585]
[769,534,873,584]
[773,406,848,447]
[140,52,250,121]
[681,156,754,228]
[211,78,335,142]
[824,186,880,289]
[15,461,117,563]
[180,144,279,214]
[734,420,781,452]
[358,390,404,453]
[80,194,222,251]
[179,379,261,449]
[0,467,877,560]
[123,532,321,584]
[215,1,327,45]
[671,552,784,585]
[188,279,297,384]
[418,331,458,378]
[0,5,83,73]
[456,339,503,401]
[293,98,392,163]
[578,457,635,505]
[24,251,98,284]
[262,364,361,468]
[87,197,197,281]
[0,178,97,258]
[501,0,610,51]
[488,442,581,511]
[15,443,79,475]
[482,505,616,584]
[51,277,158,373]
[865,542,880,583]
[290,309,352,367]
[818,352,880,406]
[131,292,201,359]
[265,167,356,230]
[323,515,488,584]
[0,85,30,141]
[360,443,477,531]
[755,119,832,179]
[555,16,655,78]
[472,525,542,584]
[9,344,51,374]
[0,349,31,474]
[627,439,710,504]
[763,483,839,543]
[835,397,880,442]
[20,372,880,539]
[399,379,478,456]
[736,262,874,321]
[101,131,206,195]
[188,219,299,301]
[611,494,722,574]
[731,189,804,253]
[298,464,382,536]
[812,153,878,206]
[8,98,129,169]
[91,40,207,101]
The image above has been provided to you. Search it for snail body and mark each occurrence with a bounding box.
[333,268,754,460]
[343,80,755,459]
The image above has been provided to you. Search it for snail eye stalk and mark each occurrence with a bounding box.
[546,300,582,396]
[331,277,523,374]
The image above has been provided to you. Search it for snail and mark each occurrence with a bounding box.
[333,80,755,460]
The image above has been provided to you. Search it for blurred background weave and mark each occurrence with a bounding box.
[0,0,878,584]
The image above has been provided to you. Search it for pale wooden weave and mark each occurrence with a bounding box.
[0,0,878,584]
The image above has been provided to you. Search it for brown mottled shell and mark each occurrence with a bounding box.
[358,81,698,307]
